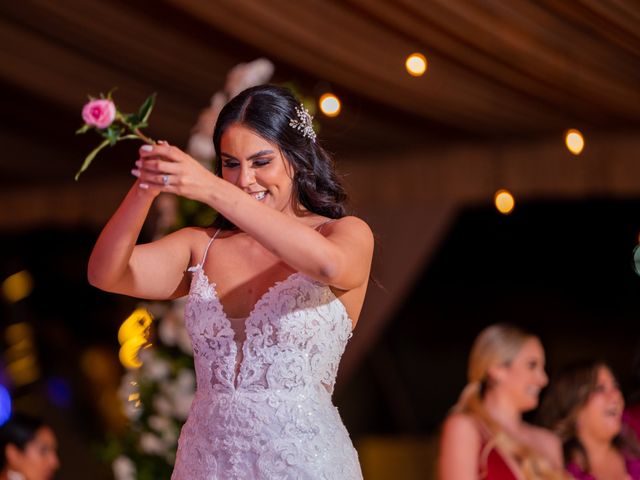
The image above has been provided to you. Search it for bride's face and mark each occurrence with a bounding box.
[220,123,296,215]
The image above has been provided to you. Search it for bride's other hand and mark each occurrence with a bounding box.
[133,141,216,201]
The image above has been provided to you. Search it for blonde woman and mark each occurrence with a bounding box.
[438,324,565,479]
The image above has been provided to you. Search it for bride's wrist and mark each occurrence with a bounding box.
[133,179,160,201]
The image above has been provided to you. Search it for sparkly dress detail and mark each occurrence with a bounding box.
[171,230,363,479]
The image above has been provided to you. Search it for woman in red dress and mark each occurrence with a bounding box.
[438,324,566,479]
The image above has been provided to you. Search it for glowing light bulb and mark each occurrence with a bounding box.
[405,53,427,77]
[565,129,585,155]
[494,189,515,215]
[319,93,341,117]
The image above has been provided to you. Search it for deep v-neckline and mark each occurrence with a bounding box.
[191,263,303,322]
[189,264,307,388]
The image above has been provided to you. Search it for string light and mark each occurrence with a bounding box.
[565,129,585,155]
[405,53,427,77]
[319,93,341,117]
[494,189,515,215]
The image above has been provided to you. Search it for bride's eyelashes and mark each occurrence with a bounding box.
[222,158,273,169]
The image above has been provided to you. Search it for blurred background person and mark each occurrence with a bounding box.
[0,413,59,480]
[438,323,565,479]
[540,360,640,479]
[623,343,640,441]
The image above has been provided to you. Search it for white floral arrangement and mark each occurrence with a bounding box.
[107,300,196,480]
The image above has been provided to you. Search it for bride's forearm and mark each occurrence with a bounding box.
[87,181,157,290]
[204,181,341,281]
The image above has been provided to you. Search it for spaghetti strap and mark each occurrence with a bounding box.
[315,219,336,233]
[200,228,222,266]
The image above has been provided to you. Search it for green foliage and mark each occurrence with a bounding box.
[171,198,218,231]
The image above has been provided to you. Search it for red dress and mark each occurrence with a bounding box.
[478,422,518,480]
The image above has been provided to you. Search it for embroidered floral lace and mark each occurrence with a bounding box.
[171,264,363,479]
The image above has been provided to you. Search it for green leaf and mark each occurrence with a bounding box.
[119,134,141,141]
[75,124,91,135]
[100,125,123,146]
[138,93,156,124]
[74,139,110,181]
[124,113,140,127]
[106,87,118,100]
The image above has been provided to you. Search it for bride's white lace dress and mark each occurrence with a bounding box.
[171,249,363,479]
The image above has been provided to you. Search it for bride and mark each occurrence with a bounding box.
[88,85,373,479]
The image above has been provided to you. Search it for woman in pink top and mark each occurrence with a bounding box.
[540,361,640,480]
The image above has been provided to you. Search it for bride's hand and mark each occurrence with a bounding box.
[132,141,217,202]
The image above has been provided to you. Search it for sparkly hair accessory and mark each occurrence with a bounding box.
[289,104,316,142]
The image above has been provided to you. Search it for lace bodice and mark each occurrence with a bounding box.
[171,239,363,479]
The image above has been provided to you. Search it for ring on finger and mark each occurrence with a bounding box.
[162,174,170,186]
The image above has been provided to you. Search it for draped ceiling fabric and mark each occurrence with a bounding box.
[1,0,639,381]
[170,0,640,134]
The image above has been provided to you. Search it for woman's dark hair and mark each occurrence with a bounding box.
[538,360,640,472]
[211,85,348,229]
[0,413,45,469]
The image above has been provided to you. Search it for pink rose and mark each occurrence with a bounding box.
[82,99,116,129]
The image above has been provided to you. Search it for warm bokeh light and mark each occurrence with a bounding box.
[2,270,33,303]
[5,322,32,345]
[405,53,427,77]
[7,355,40,386]
[4,322,39,387]
[565,129,585,155]
[118,308,153,369]
[494,189,515,215]
[119,337,148,369]
[319,93,341,117]
[118,308,152,345]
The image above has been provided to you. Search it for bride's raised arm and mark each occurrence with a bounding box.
[86,177,198,300]
[136,141,372,291]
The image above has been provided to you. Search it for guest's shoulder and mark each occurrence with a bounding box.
[524,423,563,468]
[441,412,482,448]
[527,423,560,445]
[441,412,481,440]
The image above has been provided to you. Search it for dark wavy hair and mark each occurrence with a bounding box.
[538,360,640,472]
[0,413,45,469]
[211,85,348,229]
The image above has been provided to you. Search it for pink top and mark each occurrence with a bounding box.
[623,404,640,441]
[566,456,640,479]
